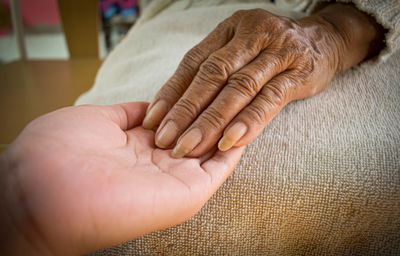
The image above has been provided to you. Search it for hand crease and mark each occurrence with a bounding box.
[151,150,191,192]
[203,167,214,188]
[131,136,139,167]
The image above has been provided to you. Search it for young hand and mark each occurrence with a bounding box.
[0,102,243,255]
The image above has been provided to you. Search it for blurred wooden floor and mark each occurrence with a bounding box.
[0,58,102,153]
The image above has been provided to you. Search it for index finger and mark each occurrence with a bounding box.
[104,102,149,130]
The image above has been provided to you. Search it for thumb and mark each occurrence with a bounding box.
[201,146,245,195]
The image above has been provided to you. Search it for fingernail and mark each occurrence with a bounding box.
[155,120,178,148]
[218,122,247,151]
[143,100,168,130]
[172,128,202,158]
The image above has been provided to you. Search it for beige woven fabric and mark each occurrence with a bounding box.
[77,0,400,254]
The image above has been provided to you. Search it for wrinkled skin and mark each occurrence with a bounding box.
[0,102,243,255]
[143,3,384,158]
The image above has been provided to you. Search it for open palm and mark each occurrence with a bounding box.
[3,102,243,255]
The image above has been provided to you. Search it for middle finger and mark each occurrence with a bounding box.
[171,50,291,157]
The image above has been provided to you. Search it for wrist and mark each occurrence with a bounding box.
[312,3,385,72]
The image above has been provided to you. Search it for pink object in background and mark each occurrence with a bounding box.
[19,0,61,26]
[0,0,60,27]
[0,0,61,36]
[0,28,8,36]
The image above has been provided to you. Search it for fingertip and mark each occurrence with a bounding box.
[145,101,154,115]
[171,128,202,158]
[214,145,245,161]
[142,100,169,130]
[170,147,186,159]
[218,122,247,151]
[155,120,178,149]
[217,137,233,152]
[142,118,154,130]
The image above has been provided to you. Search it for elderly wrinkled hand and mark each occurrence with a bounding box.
[143,3,383,158]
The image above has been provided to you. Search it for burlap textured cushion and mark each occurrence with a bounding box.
[77,1,400,254]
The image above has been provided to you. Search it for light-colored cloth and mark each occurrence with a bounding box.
[276,0,400,62]
[78,0,400,254]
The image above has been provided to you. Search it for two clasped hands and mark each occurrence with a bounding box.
[0,4,383,255]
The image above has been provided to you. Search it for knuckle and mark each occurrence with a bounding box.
[160,76,187,99]
[283,38,302,51]
[272,35,300,56]
[233,33,264,53]
[279,16,297,29]
[214,21,228,33]
[243,35,264,51]
[273,16,295,30]
[259,18,296,42]
[198,57,229,84]
[263,82,289,106]
[251,8,267,15]
[244,9,267,20]
[174,98,201,119]
[227,73,260,98]
[296,58,315,75]
[246,104,270,125]
[181,47,204,70]
[198,107,226,130]
[232,9,247,18]
[214,18,235,37]
[260,15,282,30]
[286,39,310,57]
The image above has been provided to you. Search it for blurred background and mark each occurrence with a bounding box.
[0,0,145,152]
[0,0,140,63]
